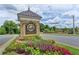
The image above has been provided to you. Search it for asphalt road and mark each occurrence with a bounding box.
[0,34,79,48]
[0,35,16,45]
[41,34,79,47]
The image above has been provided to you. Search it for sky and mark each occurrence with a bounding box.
[0,4,79,28]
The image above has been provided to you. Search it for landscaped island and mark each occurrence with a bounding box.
[3,36,72,55]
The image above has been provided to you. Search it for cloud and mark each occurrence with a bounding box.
[0,4,79,28]
[44,16,62,24]
[63,10,79,17]
[2,4,17,11]
[0,5,18,26]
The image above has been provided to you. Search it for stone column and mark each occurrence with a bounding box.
[36,21,40,35]
[19,22,23,39]
[19,21,25,39]
[23,23,25,36]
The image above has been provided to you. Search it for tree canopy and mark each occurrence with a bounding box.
[0,20,20,34]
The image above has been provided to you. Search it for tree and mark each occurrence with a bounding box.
[40,23,45,32]
[75,27,79,34]
[3,20,19,34]
[68,28,73,34]
[52,26,56,32]
[40,23,57,33]
[62,27,68,33]
[0,26,6,35]
[45,25,49,29]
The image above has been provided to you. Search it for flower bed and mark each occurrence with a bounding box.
[3,36,72,55]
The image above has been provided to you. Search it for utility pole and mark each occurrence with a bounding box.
[72,15,75,34]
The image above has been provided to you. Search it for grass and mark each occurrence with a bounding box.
[55,43,79,55]
[45,33,79,37]
[60,34,79,37]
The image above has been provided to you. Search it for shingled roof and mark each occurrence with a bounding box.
[17,7,42,19]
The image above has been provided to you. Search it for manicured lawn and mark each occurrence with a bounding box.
[57,33,79,37]
[46,33,79,37]
[55,43,79,55]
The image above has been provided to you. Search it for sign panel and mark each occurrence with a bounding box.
[25,22,36,34]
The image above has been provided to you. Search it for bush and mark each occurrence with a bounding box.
[0,27,6,35]
[68,29,73,34]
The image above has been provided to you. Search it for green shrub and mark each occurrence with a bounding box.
[0,27,6,35]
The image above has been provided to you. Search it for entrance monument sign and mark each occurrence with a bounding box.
[17,7,42,38]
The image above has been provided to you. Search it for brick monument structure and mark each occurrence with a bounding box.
[17,7,42,38]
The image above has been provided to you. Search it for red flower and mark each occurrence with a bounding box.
[60,47,72,55]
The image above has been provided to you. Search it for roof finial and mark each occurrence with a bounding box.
[28,6,30,11]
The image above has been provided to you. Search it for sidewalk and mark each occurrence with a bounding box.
[0,35,18,55]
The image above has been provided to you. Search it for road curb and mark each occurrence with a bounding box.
[0,35,18,55]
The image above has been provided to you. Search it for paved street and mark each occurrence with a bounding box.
[41,34,79,48]
[0,35,17,45]
[0,35,18,54]
[0,34,79,48]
